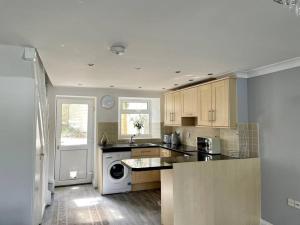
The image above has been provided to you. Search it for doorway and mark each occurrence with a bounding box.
[55,97,95,186]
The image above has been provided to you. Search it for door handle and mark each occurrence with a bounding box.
[105,156,113,159]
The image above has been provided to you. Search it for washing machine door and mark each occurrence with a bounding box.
[108,160,129,183]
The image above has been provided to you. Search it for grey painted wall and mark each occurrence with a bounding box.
[237,78,248,123]
[248,67,300,225]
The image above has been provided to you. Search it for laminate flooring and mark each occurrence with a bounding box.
[42,184,161,225]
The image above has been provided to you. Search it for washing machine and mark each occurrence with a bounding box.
[102,151,132,195]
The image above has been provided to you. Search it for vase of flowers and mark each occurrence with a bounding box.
[132,115,145,135]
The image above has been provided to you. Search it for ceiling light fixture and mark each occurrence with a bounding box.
[274,0,300,16]
[110,44,126,55]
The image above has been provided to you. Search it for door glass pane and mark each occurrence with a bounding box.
[120,114,150,136]
[61,104,88,146]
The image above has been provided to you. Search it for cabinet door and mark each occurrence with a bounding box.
[165,94,174,125]
[173,92,182,125]
[160,148,172,157]
[132,148,160,158]
[211,80,229,127]
[182,87,197,117]
[197,84,212,126]
[132,170,161,184]
[140,148,160,157]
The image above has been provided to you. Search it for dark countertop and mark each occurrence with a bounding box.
[100,143,198,154]
[121,152,235,171]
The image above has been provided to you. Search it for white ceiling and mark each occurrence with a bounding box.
[0,0,300,90]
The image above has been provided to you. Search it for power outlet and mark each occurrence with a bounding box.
[287,198,300,209]
[294,201,300,209]
[288,198,295,207]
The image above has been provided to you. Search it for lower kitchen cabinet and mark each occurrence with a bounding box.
[132,170,161,191]
[131,148,162,191]
[160,149,172,157]
[131,148,161,158]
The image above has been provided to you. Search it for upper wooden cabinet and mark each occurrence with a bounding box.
[197,84,212,126]
[197,78,236,128]
[181,87,197,117]
[164,92,182,126]
[164,77,237,128]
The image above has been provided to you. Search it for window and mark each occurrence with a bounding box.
[118,97,161,139]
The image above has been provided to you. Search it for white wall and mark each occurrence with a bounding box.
[0,45,35,225]
[48,86,163,184]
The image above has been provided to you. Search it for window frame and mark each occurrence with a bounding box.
[118,97,153,139]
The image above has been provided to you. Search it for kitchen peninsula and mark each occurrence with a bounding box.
[119,145,261,225]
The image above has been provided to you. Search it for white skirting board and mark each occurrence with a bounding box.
[261,219,273,225]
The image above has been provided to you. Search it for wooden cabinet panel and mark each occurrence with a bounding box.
[132,148,161,158]
[164,93,173,126]
[172,159,261,225]
[131,148,162,192]
[211,80,229,127]
[211,79,236,128]
[197,84,212,126]
[164,92,182,126]
[160,148,172,157]
[173,92,182,125]
[164,77,236,128]
[182,87,197,117]
[132,170,161,184]
[161,169,174,225]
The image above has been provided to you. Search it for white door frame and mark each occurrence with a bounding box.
[54,96,96,186]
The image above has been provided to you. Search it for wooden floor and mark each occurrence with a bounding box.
[42,184,161,225]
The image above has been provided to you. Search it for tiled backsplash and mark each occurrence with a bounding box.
[167,126,220,147]
[220,123,259,158]
[98,121,259,158]
[167,123,259,158]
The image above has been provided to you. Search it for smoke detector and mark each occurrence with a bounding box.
[110,44,126,55]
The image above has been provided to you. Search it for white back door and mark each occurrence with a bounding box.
[55,97,95,186]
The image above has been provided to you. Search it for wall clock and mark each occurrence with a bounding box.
[101,95,115,109]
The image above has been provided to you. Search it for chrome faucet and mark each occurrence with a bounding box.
[129,134,136,144]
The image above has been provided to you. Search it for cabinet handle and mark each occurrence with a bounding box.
[173,112,175,122]
[208,110,212,121]
[212,110,216,121]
